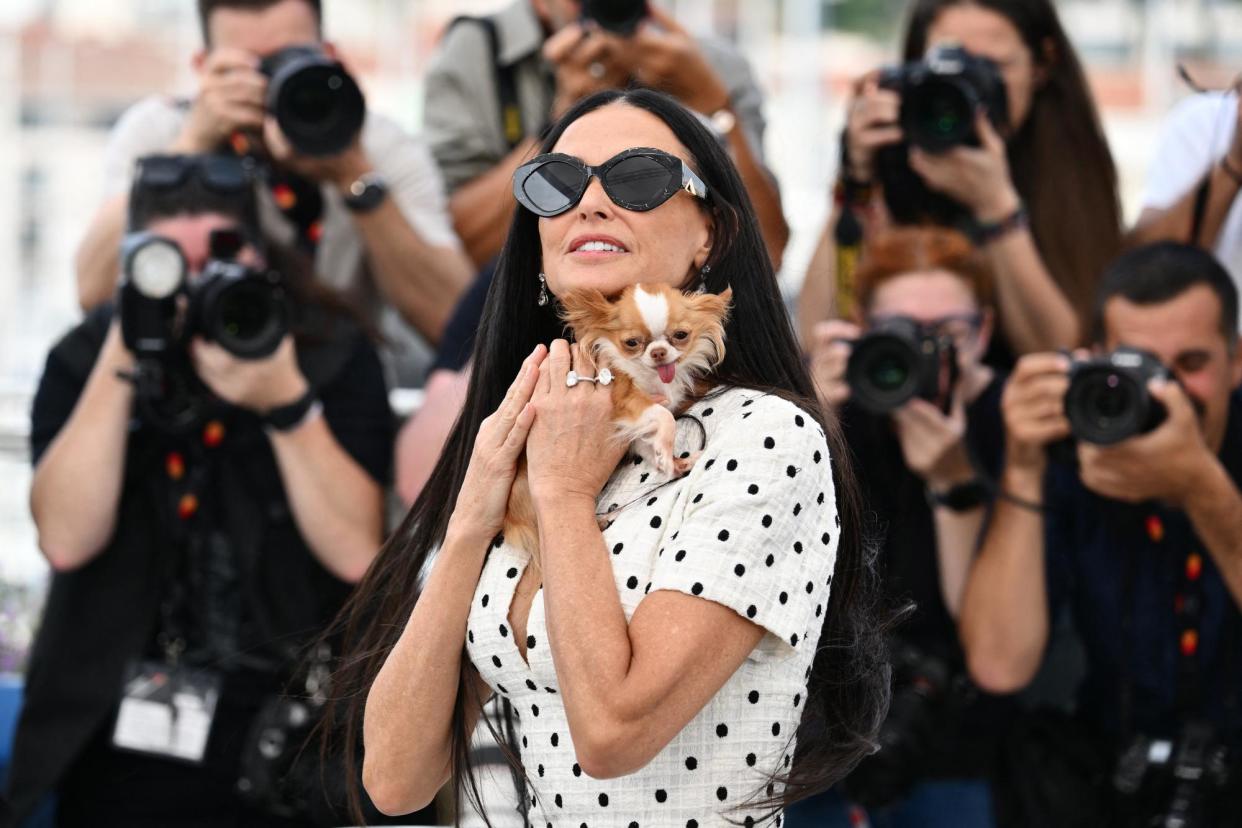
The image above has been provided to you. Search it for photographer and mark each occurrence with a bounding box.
[74,0,472,357]
[1130,84,1242,301]
[424,0,788,268]
[795,227,1006,827]
[6,157,403,826]
[798,0,1122,363]
[959,243,1242,825]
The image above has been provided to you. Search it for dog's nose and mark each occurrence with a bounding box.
[650,346,667,363]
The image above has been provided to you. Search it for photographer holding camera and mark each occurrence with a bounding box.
[959,243,1242,826]
[424,0,788,269]
[74,0,472,366]
[5,156,402,827]
[799,0,1122,364]
[796,227,1006,827]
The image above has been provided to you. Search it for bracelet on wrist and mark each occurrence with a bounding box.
[262,388,320,433]
[969,202,1028,246]
[994,486,1044,513]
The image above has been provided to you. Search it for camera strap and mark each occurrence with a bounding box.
[449,16,525,150]
[1190,173,1211,246]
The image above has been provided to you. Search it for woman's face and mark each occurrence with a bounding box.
[538,102,714,300]
[925,3,1040,132]
[867,269,992,365]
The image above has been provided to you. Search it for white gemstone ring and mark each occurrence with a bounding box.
[566,367,613,388]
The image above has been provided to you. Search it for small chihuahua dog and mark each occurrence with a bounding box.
[503,283,732,566]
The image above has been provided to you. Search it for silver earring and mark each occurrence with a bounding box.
[695,264,712,294]
[537,272,549,306]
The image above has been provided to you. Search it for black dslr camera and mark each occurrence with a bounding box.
[847,317,959,415]
[118,229,289,432]
[582,0,648,35]
[873,44,1009,226]
[842,646,959,808]
[261,45,365,156]
[1064,347,1170,445]
[1113,721,1237,828]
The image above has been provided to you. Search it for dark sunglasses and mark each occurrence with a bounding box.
[513,147,710,218]
[134,153,256,193]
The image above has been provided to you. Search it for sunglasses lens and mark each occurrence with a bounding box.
[522,160,585,215]
[140,157,186,188]
[201,156,249,191]
[606,155,676,209]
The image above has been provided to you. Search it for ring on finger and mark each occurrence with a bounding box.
[566,368,613,388]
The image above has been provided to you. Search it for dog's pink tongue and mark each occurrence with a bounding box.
[657,363,676,384]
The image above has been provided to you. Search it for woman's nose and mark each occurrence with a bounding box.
[576,174,613,219]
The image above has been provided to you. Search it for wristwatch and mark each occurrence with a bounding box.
[263,388,321,432]
[342,172,389,213]
[926,478,990,512]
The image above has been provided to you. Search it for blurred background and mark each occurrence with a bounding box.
[1,0,1240,674]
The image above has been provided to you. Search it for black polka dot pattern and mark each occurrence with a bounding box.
[461,389,836,824]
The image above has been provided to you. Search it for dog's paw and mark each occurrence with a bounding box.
[673,451,701,476]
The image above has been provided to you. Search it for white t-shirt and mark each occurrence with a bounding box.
[1141,92,1242,325]
[466,387,839,826]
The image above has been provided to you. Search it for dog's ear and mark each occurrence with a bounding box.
[558,288,613,333]
[689,286,733,323]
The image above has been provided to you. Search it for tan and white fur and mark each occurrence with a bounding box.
[503,283,732,567]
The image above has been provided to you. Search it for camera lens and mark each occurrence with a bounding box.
[266,49,365,157]
[213,279,285,358]
[1066,367,1146,445]
[869,353,911,393]
[904,78,974,152]
[848,333,923,415]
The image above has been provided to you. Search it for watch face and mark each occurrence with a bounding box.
[710,109,737,137]
[345,176,388,211]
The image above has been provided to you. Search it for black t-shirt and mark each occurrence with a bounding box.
[840,374,1011,776]
[9,304,397,825]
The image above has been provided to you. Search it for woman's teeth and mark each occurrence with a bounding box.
[576,241,625,252]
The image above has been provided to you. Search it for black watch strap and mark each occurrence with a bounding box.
[263,388,319,432]
[926,478,989,512]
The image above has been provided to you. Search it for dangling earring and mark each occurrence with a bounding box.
[695,264,712,294]
[537,272,549,307]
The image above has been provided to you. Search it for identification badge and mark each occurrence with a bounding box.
[112,660,221,764]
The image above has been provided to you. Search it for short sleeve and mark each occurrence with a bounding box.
[361,115,463,251]
[316,333,394,485]
[101,97,186,198]
[30,309,112,467]
[1141,93,1236,210]
[699,38,768,162]
[649,393,839,661]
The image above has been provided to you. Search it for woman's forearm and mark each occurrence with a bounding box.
[30,325,134,571]
[536,496,637,752]
[268,414,384,583]
[985,227,1080,352]
[931,505,986,619]
[363,527,492,816]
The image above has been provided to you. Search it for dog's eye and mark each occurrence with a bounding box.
[624,338,641,349]
[672,330,689,341]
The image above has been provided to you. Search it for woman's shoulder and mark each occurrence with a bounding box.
[687,386,827,443]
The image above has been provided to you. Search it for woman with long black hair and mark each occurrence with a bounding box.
[801,0,1123,366]
[325,88,890,826]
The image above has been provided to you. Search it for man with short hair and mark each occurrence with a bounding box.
[423,0,788,269]
[960,243,1242,822]
[75,0,472,377]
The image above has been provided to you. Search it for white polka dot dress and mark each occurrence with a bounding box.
[466,387,840,827]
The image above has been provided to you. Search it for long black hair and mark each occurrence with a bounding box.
[325,88,892,823]
[904,0,1122,328]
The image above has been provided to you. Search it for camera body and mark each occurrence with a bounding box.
[1064,347,1170,445]
[582,0,648,35]
[1113,721,1235,828]
[843,646,957,808]
[260,45,365,157]
[873,44,1009,227]
[847,316,959,415]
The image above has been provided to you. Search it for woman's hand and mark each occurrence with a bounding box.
[446,345,546,543]
[892,390,975,491]
[844,73,902,182]
[908,110,1021,222]
[1001,352,1072,475]
[808,319,860,409]
[527,339,628,509]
